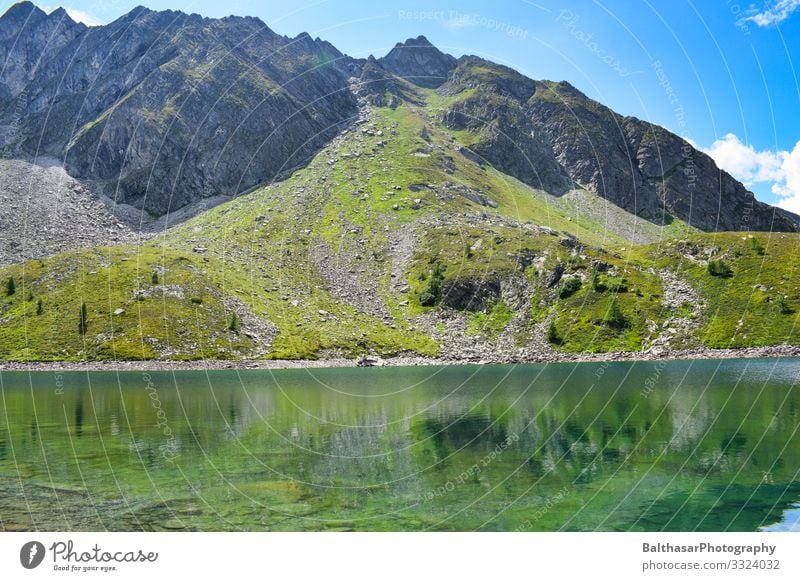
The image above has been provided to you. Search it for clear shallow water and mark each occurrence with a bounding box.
[0,358,799,531]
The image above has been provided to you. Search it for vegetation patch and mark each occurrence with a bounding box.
[641,233,800,348]
[467,301,513,338]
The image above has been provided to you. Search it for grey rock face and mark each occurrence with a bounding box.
[1,4,357,216]
[439,58,573,195]
[0,2,85,103]
[441,277,501,311]
[377,35,457,89]
[439,58,797,232]
[530,82,797,231]
[352,56,422,108]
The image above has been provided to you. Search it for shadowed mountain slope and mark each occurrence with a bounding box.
[1,2,358,215]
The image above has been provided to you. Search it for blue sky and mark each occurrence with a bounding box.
[6,0,800,212]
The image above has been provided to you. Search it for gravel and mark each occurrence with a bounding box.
[1,344,798,372]
[0,158,141,264]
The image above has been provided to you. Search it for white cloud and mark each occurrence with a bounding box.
[41,5,104,26]
[704,133,800,214]
[774,143,800,214]
[742,0,800,27]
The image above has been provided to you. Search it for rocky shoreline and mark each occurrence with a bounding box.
[0,344,798,372]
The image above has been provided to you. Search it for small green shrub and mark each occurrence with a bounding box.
[567,255,585,269]
[6,277,15,296]
[778,296,793,315]
[707,259,733,278]
[419,291,436,306]
[591,270,606,292]
[547,320,562,344]
[607,277,629,293]
[228,312,239,332]
[750,237,765,255]
[418,262,446,306]
[36,298,43,316]
[604,298,627,328]
[558,277,582,299]
[190,297,203,305]
[151,271,160,284]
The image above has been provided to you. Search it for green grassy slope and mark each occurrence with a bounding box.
[637,232,800,348]
[0,246,255,360]
[0,91,798,361]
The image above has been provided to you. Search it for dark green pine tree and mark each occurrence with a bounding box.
[79,303,88,335]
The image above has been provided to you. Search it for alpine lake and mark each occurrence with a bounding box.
[1,358,799,532]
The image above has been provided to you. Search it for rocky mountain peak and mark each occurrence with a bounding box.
[378,34,457,88]
[399,34,434,47]
[0,2,85,101]
[1,1,45,22]
[1,2,80,30]
[127,5,154,18]
[437,59,797,231]
[47,6,69,19]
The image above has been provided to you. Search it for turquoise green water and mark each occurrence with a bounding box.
[0,358,799,531]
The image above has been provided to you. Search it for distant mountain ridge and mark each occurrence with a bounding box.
[0,1,796,232]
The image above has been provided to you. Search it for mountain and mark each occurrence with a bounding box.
[0,3,794,230]
[1,2,357,215]
[437,56,797,231]
[0,3,798,362]
[0,2,85,101]
[377,35,458,89]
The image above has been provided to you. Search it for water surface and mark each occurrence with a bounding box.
[1,358,799,531]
